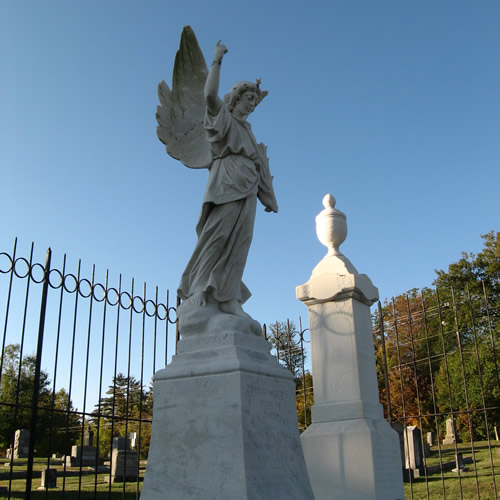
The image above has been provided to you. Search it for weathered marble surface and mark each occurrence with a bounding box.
[157,26,277,322]
[297,194,404,500]
[140,330,313,499]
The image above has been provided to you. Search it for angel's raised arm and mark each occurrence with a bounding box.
[205,41,227,115]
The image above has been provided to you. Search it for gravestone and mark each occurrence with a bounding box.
[112,436,130,451]
[66,445,100,467]
[109,448,138,483]
[404,426,423,473]
[392,422,411,482]
[83,428,94,446]
[297,195,404,499]
[129,432,137,449]
[452,452,468,472]
[14,429,30,459]
[426,431,433,446]
[443,417,459,445]
[40,468,57,489]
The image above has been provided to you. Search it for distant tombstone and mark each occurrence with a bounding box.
[391,423,405,466]
[129,432,137,449]
[40,468,57,489]
[109,448,138,483]
[112,436,130,451]
[83,428,94,447]
[66,444,100,467]
[426,432,434,446]
[404,426,423,473]
[14,429,30,459]
[452,452,468,473]
[443,417,459,445]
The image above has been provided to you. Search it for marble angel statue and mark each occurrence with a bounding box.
[157,26,278,323]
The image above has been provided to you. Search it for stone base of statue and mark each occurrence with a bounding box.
[141,304,314,500]
[296,194,404,500]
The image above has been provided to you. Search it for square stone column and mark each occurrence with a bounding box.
[296,194,404,500]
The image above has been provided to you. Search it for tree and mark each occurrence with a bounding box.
[373,290,438,427]
[0,344,79,455]
[267,320,305,378]
[91,373,152,459]
[373,232,500,441]
[295,371,314,432]
[432,231,500,440]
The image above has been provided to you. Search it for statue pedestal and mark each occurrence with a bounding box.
[296,194,404,500]
[141,311,313,499]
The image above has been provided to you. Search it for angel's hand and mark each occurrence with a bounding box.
[213,41,228,63]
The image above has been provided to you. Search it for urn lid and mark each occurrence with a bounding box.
[316,194,346,221]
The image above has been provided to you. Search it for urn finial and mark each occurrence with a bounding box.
[315,193,347,256]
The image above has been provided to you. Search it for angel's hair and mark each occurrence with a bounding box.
[223,80,268,112]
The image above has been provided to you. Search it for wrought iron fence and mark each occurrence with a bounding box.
[0,240,177,499]
[373,284,500,499]
[2,239,499,499]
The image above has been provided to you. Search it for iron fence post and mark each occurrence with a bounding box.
[25,247,52,499]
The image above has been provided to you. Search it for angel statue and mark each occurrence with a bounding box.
[157,26,278,328]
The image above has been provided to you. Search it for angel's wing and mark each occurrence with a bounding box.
[156,26,212,169]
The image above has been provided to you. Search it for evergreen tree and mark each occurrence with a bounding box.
[267,320,304,378]
[91,373,152,459]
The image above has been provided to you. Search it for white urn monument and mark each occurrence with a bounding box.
[297,194,405,500]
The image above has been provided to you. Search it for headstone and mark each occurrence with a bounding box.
[6,449,12,460]
[112,436,130,451]
[129,432,137,449]
[14,429,30,459]
[392,422,411,483]
[40,468,57,488]
[66,444,100,467]
[391,423,405,466]
[452,452,468,472]
[404,426,423,472]
[426,431,434,446]
[83,428,94,447]
[109,448,138,483]
[443,417,459,445]
[297,195,405,500]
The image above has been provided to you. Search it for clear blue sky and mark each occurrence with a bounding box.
[1,1,499,337]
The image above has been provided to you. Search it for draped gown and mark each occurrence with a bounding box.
[178,102,278,305]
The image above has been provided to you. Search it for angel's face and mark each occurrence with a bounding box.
[232,91,258,119]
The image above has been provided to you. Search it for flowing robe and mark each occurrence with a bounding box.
[178,102,278,304]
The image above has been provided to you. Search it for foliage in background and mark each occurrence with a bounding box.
[267,320,304,377]
[0,344,80,455]
[373,231,500,441]
[90,373,153,459]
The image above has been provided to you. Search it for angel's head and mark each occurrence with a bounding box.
[224,80,268,116]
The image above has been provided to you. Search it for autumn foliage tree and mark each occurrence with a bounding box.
[373,232,500,441]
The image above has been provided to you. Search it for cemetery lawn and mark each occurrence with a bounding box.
[405,441,500,500]
[0,458,144,498]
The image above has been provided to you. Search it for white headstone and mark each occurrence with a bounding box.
[443,417,458,445]
[404,426,423,471]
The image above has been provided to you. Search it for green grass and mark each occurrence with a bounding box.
[1,444,499,499]
[405,441,500,500]
[0,458,143,499]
